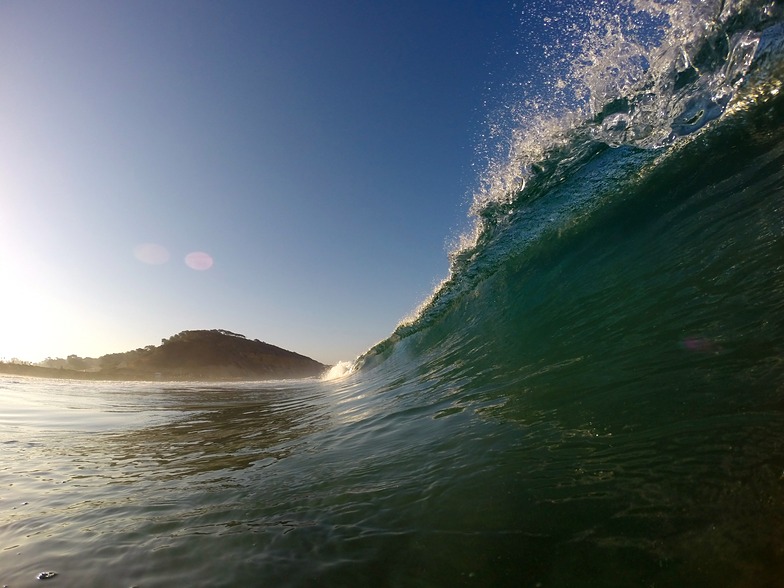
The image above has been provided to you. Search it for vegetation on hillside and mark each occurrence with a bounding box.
[2,330,327,381]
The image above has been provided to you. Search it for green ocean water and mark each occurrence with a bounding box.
[2,0,784,586]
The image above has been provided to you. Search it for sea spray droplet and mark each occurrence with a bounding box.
[36,571,57,580]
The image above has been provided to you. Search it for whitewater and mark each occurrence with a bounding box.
[2,0,784,585]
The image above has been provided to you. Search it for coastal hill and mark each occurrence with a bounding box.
[0,329,328,381]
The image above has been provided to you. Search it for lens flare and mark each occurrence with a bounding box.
[133,243,170,265]
[185,251,214,271]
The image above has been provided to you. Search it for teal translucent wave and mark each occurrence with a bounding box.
[357,0,784,373]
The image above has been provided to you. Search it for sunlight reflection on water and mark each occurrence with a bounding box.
[0,376,334,586]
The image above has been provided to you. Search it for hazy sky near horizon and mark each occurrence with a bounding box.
[1,1,549,365]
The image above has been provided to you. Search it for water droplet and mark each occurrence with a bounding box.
[36,571,57,580]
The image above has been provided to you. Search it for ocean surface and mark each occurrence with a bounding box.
[3,0,784,586]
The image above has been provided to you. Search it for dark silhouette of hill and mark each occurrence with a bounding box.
[132,329,327,379]
[2,330,327,381]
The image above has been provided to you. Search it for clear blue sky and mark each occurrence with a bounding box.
[1,1,549,365]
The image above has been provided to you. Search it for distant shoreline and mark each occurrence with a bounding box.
[0,362,326,382]
[1,329,329,382]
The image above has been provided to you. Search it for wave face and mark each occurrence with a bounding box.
[339,0,784,584]
[361,0,784,368]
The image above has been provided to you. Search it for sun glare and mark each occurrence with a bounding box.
[0,278,63,362]
[0,245,86,362]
